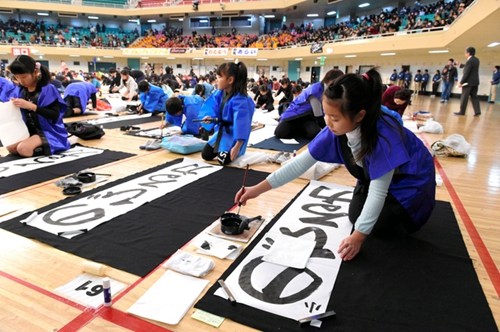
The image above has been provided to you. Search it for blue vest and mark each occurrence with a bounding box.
[179,94,204,135]
[16,84,70,155]
[0,77,16,102]
[140,84,168,113]
[308,114,435,228]
[280,82,324,122]
[201,89,255,156]
[64,81,97,114]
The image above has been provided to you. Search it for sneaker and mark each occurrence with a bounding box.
[140,140,155,150]
[440,100,445,103]
[145,139,162,151]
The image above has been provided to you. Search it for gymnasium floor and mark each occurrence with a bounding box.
[0,95,498,331]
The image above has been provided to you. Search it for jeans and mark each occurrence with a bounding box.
[441,81,453,100]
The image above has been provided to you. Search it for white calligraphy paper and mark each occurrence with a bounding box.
[22,158,221,238]
[86,113,152,125]
[128,270,209,325]
[215,181,353,320]
[0,146,104,178]
[0,101,30,146]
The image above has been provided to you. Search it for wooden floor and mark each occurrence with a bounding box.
[0,95,498,331]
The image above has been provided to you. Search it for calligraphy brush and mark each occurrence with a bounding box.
[160,113,165,138]
[236,164,250,216]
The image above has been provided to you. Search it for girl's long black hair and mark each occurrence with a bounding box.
[8,55,51,87]
[216,61,248,96]
[323,68,384,161]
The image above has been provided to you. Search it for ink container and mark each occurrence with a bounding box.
[103,277,112,307]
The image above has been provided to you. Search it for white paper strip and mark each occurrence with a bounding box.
[128,270,209,325]
[0,146,104,178]
[23,158,221,238]
[0,101,30,146]
[85,113,152,125]
[216,181,353,321]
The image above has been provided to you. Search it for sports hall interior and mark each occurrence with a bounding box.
[0,0,498,331]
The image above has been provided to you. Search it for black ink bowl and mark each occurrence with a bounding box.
[220,213,262,235]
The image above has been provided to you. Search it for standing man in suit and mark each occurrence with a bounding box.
[455,47,481,116]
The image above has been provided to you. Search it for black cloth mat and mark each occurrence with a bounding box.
[251,136,310,152]
[98,114,161,129]
[0,146,134,196]
[124,128,162,139]
[195,199,497,332]
[0,160,269,277]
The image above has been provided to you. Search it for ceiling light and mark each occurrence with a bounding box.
[69,55,80,57]
[37,12,49,16]
[264,15,275,18]
[294,58,303,61]
[193,57,204,60]
[359,3,370,8]
[487,42,499,47]
[141,57,149,59]
[381,52,396,56]
[103,56,114,58]
[345,55,357,58]
[88,16,99,20]
[179,18,184,21]
[200,19,208,23]
[257,58,268,61]
[167,57,176,60]
[147,19,156,23]
[428,50,449,53]
[224,58,235,61]
[307,14,319,17]
[327,11,337,16]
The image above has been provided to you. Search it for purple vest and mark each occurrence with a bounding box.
[17,84,70,155]
[280,82,324,122]
[308,115,435,228]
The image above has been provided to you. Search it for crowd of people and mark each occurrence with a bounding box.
[130,0,470,49]
[0,18,139,48]
[0,0,470,50]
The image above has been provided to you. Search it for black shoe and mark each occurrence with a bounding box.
[454,112,465,116]
[474,113,481,117]
[488,101,494,104]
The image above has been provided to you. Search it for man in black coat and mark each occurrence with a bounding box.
[455,46,481,116]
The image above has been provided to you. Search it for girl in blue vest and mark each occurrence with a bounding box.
[274,69,343,139]
[200,62,254,165]
[236,69,436,261]
[63,81,97,117]
[0,76,16,102]
[163,84,205,136]
[7,55,70,157]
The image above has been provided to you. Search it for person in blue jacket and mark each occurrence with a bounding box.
[137,80,168,114]
[62,81,97,117]
[163,84,205,136]
[274,69,343,139]
[7,55,70,157]
[421,69,430,94]
[389,69,398,85]
[236,69,436,261]
[413,69,422,94]
[0,76,16,102]
[199,62,254,165]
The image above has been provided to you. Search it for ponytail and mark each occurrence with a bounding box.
[216,61,248,96]
[323,68,384,160]
[7,55,51,87]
